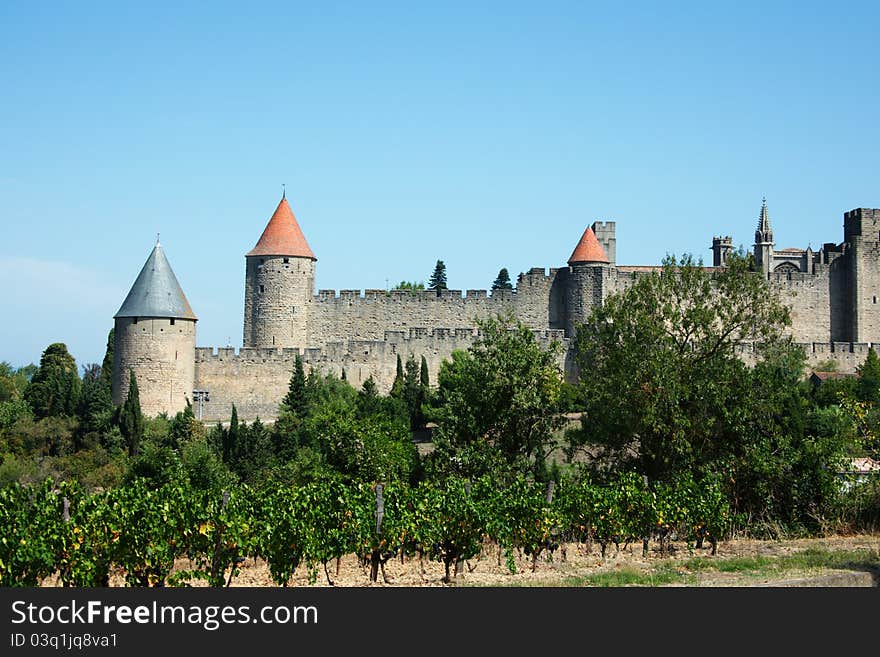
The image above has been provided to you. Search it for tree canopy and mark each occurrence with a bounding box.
[429,313,565,479]
[24,343,81,420]
[568,252,794,482]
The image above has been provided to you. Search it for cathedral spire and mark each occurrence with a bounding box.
[757,196,772,235]
[754,196,774,276]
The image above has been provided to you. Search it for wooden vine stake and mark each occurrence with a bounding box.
[370,483,384,582]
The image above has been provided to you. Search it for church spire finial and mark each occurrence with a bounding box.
[156,232,161,247]
[282,184,286,200]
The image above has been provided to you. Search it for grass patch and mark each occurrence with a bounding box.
[553,547,879,587]
[564,563,696,587]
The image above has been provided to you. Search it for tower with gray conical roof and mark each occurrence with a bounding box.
[112,239,197,417]
[243,193,316,349]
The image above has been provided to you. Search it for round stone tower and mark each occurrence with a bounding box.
[564,225,610,337]
[243,193,316,349]
[112,240,197,418]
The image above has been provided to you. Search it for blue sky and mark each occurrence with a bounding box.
[1,1,878,368]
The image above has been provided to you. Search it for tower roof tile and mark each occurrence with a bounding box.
[114,242,197,320]
[568,226,610,265]
[246,196,316,259]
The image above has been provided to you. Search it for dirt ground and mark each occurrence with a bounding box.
[44,533,876,588]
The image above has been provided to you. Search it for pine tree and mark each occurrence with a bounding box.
[492,268,513,291]
[119,370,144,457]
[428,260,447,292]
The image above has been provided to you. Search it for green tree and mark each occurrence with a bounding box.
[118,370,144,457]
[282,355,308,418]
[99,328,114,394]
[396,281,425,293]
[77,363,113,449]
[492,268,513,291]
[390,354,405,399]
[223,404,240,464]
[400,354,429,430]
[420,355,429,388]
[428,260,447,292]
[568,251,792,482]
[24,343,82,420]
[856,347,880,404]
[430,313,565,479]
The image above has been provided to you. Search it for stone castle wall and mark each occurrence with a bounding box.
[113,317,196,418]
[768,269,833,343]
[306,268,561,348]
[194,328,568,423]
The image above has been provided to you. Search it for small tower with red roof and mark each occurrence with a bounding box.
[564,225,611,336]
[243,193,317,349]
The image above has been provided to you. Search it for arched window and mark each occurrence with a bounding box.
[774,262,800,274]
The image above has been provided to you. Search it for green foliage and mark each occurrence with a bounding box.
[282,355,308,418]
[570,252,793,482]
[0,362,33,404]
[24,343,82,420]
[104,480,193,586]
[428,259,447,291]
[76,363,113,450]
[0,480,62,585]
[181,440,237,493]
[118,370,144,457]
[491,267,514,291]
[167,399,204,449]
[415,478,485,582]
[430,314,565,479]
[857,347,880,404]
[395,281,425,293]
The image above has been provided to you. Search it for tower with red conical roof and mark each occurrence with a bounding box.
[243,193,317,348]
[564,225,611,337]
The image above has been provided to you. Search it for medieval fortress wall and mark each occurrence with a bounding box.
[194,327,568,422]
[112,198,880,423]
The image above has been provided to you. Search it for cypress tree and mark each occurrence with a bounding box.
[391,354,405,398]
[99,328,114,394]
[222,404,241,465]
[282,355,308,417]
[119,370,144,457]
[420,355,429,387]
